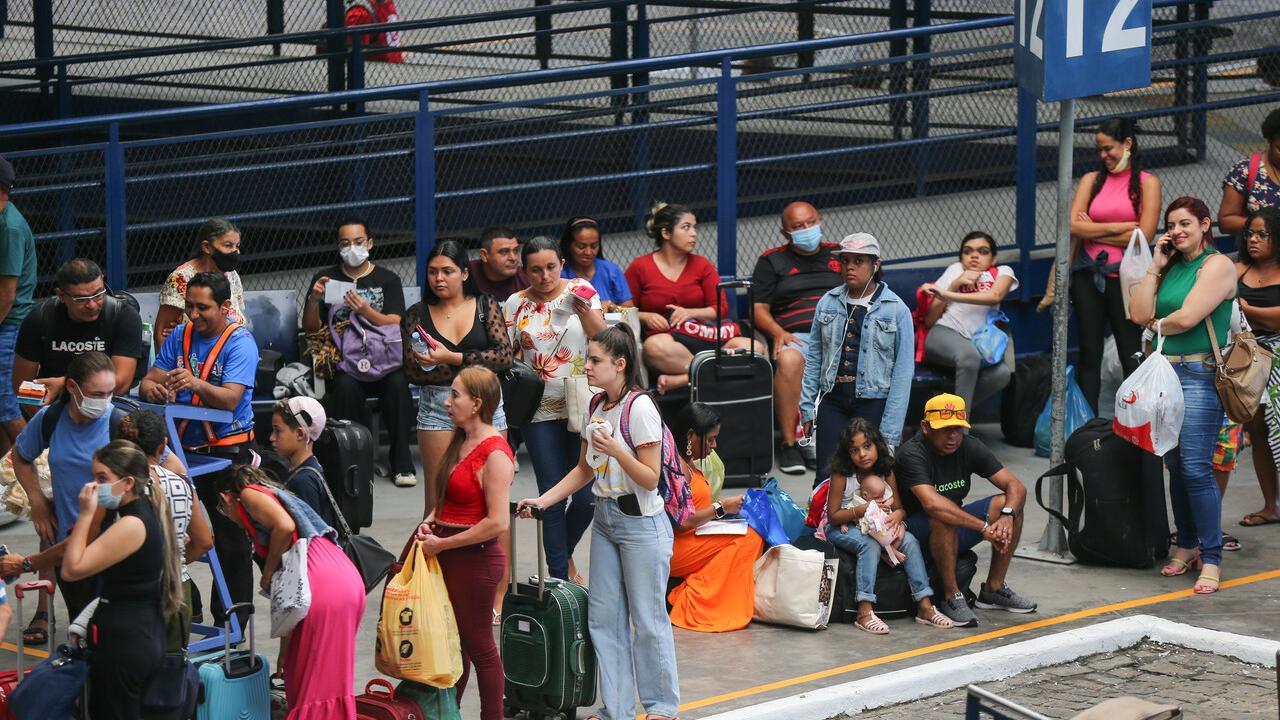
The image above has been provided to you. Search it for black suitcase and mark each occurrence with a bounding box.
[312,419,375,531]
[1036,418,1170,568]
[689,278,773,488]
[1001,353,1051,447]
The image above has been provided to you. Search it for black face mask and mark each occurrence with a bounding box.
[212,250,240,273]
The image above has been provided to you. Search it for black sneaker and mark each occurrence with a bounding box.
[975,582,1038,613]
[799,441,817,470]
[940,592,979,627]
[778,443,806,475]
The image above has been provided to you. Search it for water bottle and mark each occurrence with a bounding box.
[142,322,155,370]
[410,331,437,372]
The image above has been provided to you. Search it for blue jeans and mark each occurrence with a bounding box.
[523,418,593,580]
[0,324,20,422]
[1166,360,1224,566]
[589,499,679,720]
[826,523,933,604]
[814,383,885,486]
[906,495,996,557]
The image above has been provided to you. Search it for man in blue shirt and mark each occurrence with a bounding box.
[142,271,259,626]
[0,154,38,455]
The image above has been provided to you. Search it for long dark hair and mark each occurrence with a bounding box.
[560,217,605,262]
[590,325,644,395]
[826,417,893,479]
[671,402,721,460]
[1241,206,1280,267]
[1088,117,1143,218]
[422,239,478,304]
[431,367,502,514]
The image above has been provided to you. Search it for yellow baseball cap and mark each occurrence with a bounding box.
[923,393,970,429]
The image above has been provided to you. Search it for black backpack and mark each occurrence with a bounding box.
[39,396,137,447]
[1001,353,1051,447]
[1035,418,1170,569]
[36,293,149,387]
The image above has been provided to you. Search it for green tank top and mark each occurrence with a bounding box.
[1154,247,1232,356]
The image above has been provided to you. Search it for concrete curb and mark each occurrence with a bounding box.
[700,614,1280,719]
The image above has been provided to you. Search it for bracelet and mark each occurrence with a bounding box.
[981,520,989,533]
[1145,269,1161,277]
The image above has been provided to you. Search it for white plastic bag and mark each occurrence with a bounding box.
[1113,331,1184,456]
[269,537,312,638]
[1118,228,1151,317]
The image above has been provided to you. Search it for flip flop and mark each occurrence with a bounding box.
[22,611,48,646]
[1239,513,1280,527]
[1223,534,1241,552]
[855,612,890,635]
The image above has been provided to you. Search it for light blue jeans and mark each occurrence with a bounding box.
[588,499,679,720]
[1166,360,1224,566]
[826,523,933,604]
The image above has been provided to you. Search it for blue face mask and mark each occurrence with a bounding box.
[97,481,122,510]
[790,224,822,251]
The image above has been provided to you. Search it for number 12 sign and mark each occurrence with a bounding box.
[1015,0,1152,102]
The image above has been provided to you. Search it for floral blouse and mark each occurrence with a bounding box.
[401,293,512,387]
[1223,154,1280,216]
[160,260,249,328]
[502,277,602,423]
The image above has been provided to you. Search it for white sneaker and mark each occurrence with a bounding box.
[394,473,418,488]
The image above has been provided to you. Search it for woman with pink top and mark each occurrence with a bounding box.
[1067,117,1163,412]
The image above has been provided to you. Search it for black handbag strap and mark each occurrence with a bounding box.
[305,464,354,540]
[1034,463,1080,534]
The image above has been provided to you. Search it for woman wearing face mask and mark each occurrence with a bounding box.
[61,439,184,720]
[503,236,605,583]
[1130,196,1237,595]
[920,231,1018,411]
[302,216,417,489]
[1057,117,1163,412]
[156,217,250,349]
[799,233,915,486]
[625,202,761,394]
[560,217,633,313]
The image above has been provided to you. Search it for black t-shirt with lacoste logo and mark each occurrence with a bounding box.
[896,432,1005,517]
[16,298,143,378]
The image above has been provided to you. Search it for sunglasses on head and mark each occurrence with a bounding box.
[926,408,968,421]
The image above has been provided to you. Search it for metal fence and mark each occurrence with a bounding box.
[1,0,1277,303]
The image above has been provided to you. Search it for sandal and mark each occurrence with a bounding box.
[1223,534,1241,552]
[1160,550,1201,577]
[1240,512,1280,527]
[915,607,954,629]
[22,611,48,646]
[854,612,889,635]
[492,609,501,626]
[1194,566,1220,594]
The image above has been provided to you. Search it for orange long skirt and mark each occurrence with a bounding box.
[667,529,764,633]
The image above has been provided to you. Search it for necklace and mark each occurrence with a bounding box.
[343,263,374,282]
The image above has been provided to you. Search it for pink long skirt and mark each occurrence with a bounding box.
[283,536,367,720]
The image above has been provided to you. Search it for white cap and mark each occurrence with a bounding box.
[283,396,327,441]
[834,232,882,258]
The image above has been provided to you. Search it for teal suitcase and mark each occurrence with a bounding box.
[500,506,596,719]
[191,602,271,720]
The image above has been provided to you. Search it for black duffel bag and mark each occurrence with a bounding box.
[499,360,545,429]
[1036,418,1170,568]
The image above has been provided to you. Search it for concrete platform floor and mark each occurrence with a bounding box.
[0,421,1276,718]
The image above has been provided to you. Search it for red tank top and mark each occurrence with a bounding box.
[437,435,514,525]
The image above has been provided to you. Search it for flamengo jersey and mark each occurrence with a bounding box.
[345,0,404,63]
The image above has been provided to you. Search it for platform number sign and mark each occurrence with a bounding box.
[1014,0,1152,102]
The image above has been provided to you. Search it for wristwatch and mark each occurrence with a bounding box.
[21,558,33,573]
[1001,507,1018,520]
[713,502,726,520]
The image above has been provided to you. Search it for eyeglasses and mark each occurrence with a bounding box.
[838,255,876,267]
[338,237,370,249]
[925,408,968,421]
[68,288,108,305]
[1245,229,1272,241]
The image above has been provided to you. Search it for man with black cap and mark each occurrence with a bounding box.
[0,154,38,454]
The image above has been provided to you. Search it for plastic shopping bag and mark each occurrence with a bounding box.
[741,488,791,547]
[761,477,807,543]
[1113,332,1185,456]
[971,310,1010,367]
[375,543,462,688]
[695,450,726,502]
[1034,365,1095,458]
[1117,228,1152,317]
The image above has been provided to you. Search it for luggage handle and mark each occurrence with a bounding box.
[568,638,588,676]
[364,678,395,697]
[222,602,257,675]
[715,278,755,363]
[508,502,547,602]
[1034,464,1079,534]
[14,580,55,680]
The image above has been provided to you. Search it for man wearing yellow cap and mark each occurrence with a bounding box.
[895,393,1036,627]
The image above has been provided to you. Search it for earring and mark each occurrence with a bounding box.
[685,438,693,458]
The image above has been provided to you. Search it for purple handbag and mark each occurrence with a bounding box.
[329,305,404,381]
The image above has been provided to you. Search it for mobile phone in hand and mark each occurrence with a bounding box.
[570,284,597,303]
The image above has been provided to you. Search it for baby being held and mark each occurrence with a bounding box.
[857,475,907,566]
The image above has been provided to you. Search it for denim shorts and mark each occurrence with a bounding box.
[416,383,508,432]
[0,324,20,422]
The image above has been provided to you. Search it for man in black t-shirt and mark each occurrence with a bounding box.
[302,216,415,488]
[14,258,143,411]
[897,393,1036,627]
[751,201,841,474]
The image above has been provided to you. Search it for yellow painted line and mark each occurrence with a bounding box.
[0,642,48,660]
[679,567,1280,714]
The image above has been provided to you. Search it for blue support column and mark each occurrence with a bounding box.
[629,2,651,231]
[34,0,52,93]
[1191,0,1210,159]
[715,57,738,299]
[326,0,346,94]
[104,123,128,290]
[910,0,931,198]
[415,91,436,290]
[1014,86,1037,302]
[348,32,365,115]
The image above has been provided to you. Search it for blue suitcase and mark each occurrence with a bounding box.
[192,601,271,720]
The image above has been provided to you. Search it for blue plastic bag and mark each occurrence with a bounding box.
[760,477,807,543]
[1034,365,1095,458]
[740,488,791,547]
[972,310,1010,367]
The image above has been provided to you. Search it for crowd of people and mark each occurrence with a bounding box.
[0,103,1276,719]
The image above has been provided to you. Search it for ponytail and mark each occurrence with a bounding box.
[591,325,644,393]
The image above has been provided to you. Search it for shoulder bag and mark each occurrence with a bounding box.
[499,303,569,428]
[751,544,838,630]
[1205,315,1274,423]
[312,466,396,593]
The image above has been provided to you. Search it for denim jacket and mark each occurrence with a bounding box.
[243,484,338,546]
[799,282,916,447]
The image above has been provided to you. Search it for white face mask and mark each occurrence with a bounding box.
[340,245,370,268]
[72,383,112,420]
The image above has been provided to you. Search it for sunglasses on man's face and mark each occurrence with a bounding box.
[926,408,968,421]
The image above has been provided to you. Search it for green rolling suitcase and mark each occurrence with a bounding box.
[500,504,596,720]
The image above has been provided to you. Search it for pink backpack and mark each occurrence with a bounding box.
[589,390,696,528]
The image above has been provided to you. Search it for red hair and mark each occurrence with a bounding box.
[1163,196,1215,249]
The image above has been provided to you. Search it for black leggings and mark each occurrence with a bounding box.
[89,600,165,720]
[1070,270,1142,414]
[324,368,415,476]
